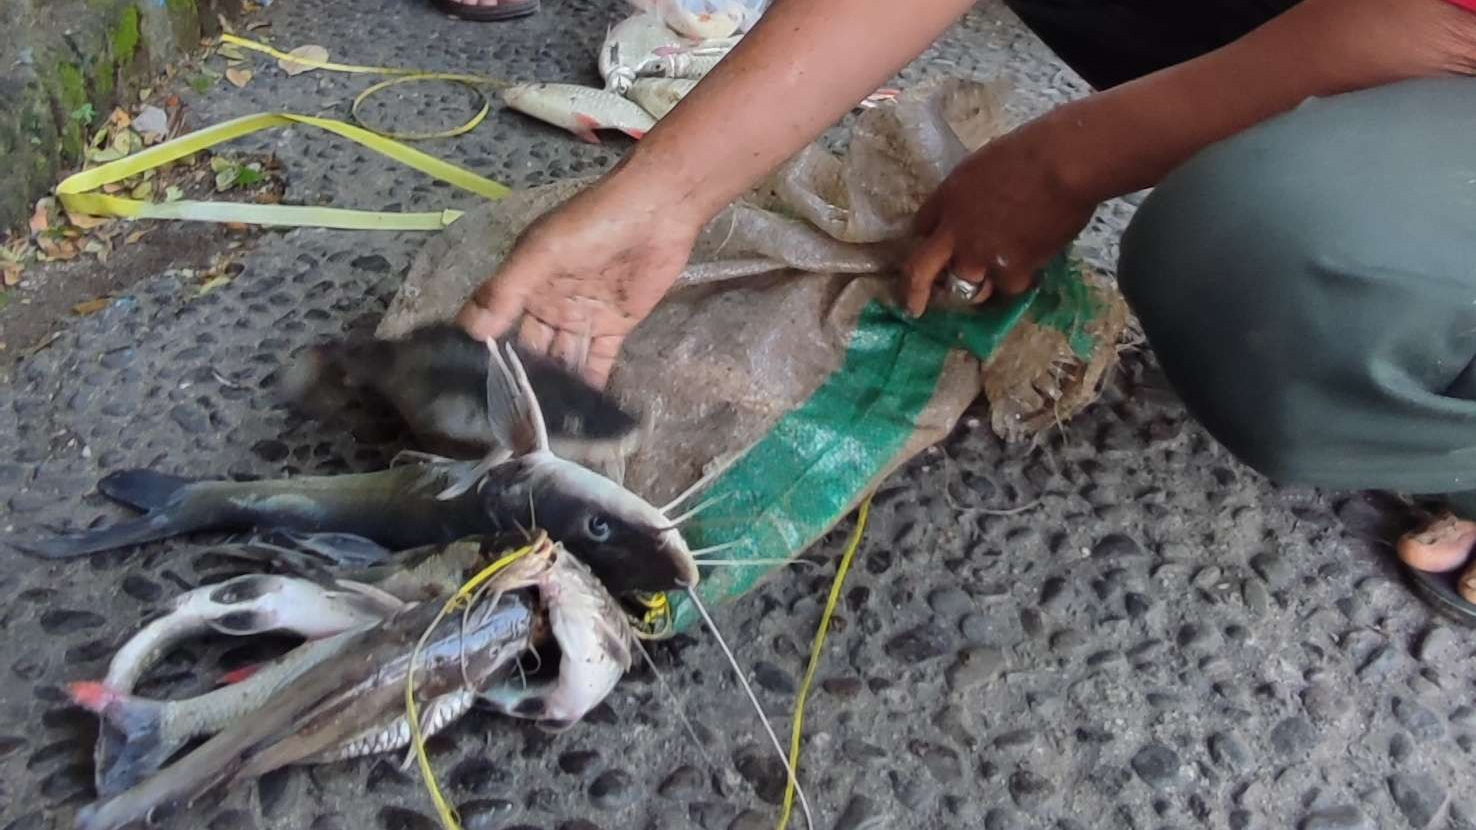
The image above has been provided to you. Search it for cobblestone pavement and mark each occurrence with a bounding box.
[1,2,1472,830]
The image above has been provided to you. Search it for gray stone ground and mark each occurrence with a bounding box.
[2,2,1474,830]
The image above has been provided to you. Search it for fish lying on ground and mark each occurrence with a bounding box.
[500,82,657,143]
[88,534,523,796]
[474,534,637,730]
[599,10,696,93]
[13,342,698,598]
[70,533,644,830]
[71,581,539,830]
[279,322,645,467]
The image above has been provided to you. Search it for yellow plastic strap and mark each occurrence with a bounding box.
[405,536,543,830]
[223,34,508,141]
[54,111,510,230]
[221,34,507,85]
[776,495,872,830]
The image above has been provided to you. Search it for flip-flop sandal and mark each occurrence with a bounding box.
[1402,564,1476,628]
[431,0,539,21]
[1396,509,1476,628]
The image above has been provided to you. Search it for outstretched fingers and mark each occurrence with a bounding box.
[458,272,527,343]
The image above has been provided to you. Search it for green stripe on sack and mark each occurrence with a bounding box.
[667,252,1094,632]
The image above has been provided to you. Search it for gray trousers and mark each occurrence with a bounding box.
[1117,77,1476,513]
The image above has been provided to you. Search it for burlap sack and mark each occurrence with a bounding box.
[377,78,1129,628]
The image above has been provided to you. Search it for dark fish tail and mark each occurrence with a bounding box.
[72,640,357,830]
[14,504,208,559]
[69,682,179,797]
[97,470,195,512]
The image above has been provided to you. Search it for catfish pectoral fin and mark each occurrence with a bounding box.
[14,512,185,559]
[255,529,393,568]
[97,470,195,513]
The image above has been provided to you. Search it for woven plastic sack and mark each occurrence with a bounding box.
[379,78,1129,632]
[621,0,768,38]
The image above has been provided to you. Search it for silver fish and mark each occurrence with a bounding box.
[477,534,637,730]
[500,82,657,144]
[598,11,694,94]
[15,342,698,597]
[87,534,540,797]
[72,584,538,830]
[628,77,699,120]
[636,45,730,82]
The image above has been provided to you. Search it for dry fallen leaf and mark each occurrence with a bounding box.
[2,262,21,287]
[73,297,112,316]
[29,200,52,234]
[108,108,132,129]
[65,210,112,230]
[225,67,253,88]
[21,331,62,359]
[195,275,233,296]
[278,44,328,76]
[216,43,247,61]
[124,229,153,244]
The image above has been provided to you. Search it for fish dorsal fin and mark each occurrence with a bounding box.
[485,340,550,456]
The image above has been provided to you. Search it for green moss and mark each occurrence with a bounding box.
[165,0,196,14]
[57,63,87,109]
[113,5,142,65]
[56,62,89,160]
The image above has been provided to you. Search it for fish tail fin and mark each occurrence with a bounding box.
[14,509,188,559]
[97,469,193,512]
[70,682,163,743]
[69,682,178,787]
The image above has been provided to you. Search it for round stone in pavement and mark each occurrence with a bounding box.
[1130,744,1181,789]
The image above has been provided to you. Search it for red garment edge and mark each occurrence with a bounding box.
[1446,0,1476,12]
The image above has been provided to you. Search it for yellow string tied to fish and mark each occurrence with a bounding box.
[405,533,545,830]
[775,494,873,830]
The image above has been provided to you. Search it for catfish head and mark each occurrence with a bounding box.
[474,340,698,597]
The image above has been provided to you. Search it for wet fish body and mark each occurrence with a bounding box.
[628,77,698,119]
[89,537,520,796]
[16,464,495,560]
[598,11,695,93]
[280,322,644,466]
[478,537,636,730]
[501,82,657,144]
[73,589,538,830]
[20,342,698,597]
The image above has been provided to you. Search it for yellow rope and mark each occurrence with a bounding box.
[221,34,511,140]
[775,495,873,830]
[404,534,544,830]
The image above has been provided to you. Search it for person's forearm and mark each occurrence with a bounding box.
[601,0,976,219]
[1046,0,1476,203]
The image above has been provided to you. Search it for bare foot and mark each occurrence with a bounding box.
[1460,561,1476,604]
[1397,512,1476,573]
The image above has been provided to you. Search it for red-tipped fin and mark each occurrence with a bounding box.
[620,128,647,140]
[69,680,117,712]
[219,664,261,686]
[572,114,603,144]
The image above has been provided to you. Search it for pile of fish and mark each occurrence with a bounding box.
[15,330,753,830]
[500,9,895,144]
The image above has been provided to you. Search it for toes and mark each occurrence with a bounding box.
[1460,561,1476,604]
[1397,513,1476,573]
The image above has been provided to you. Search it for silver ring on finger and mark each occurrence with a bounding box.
[943,268,981,302]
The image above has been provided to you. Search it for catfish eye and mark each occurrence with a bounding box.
[584,514,611,542]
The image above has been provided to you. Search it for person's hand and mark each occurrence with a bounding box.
[456,179,702,388]
[901,118,1100,316]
